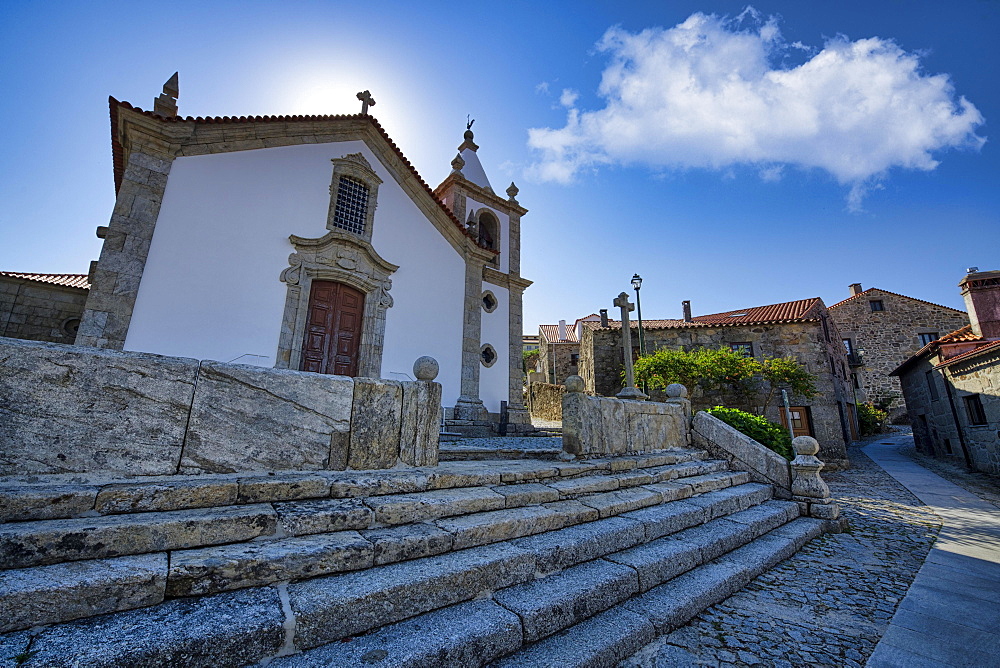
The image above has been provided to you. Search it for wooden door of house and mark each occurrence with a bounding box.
[779,406,814,438]
[300,281,364,377]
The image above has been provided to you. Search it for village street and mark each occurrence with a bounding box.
[623,429,1000,668]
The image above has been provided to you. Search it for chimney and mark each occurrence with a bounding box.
[849,283,863,296]
[959,269,1000,338]
[599,309,608,327]
[682,300,692,323]
[558,319,567,341]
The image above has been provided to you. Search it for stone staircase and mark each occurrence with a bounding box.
[0,447,829,667]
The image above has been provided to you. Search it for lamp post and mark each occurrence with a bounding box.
[631,274,646,357]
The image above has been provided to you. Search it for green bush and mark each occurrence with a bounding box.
[857,402,889,436]
[706,406,794,460]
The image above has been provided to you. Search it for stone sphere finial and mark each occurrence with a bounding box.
[665,383,688,398]
[413,356,439,381]
[565,375,585,393]
[793,436,819,456]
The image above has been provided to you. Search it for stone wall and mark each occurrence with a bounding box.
[897,347,1000,474]
[691,411,791,496]
[0,337,441,477]
[579,317,853,468]
[829,289,968,415]
[527,381,565,421]
[537,340,580,386]
[0,276,87,344]
[561,382,690,458]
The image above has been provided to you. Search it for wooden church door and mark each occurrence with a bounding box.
[300,281,364,377]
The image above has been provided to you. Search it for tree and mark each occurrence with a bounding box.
[522,349,539,374]
[633,346,816,415]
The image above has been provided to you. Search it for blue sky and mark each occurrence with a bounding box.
[1,0,996,331]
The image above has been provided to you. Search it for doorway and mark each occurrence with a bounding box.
[300,280,365,376]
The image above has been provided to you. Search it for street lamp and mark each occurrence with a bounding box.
[631,274,646,357]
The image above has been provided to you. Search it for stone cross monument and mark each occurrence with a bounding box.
[614,292,648,400]
[356,90,376,115]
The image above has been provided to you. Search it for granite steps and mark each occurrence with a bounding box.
[2,449,728,633]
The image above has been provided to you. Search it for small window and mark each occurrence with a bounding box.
[843,339,854,356]
[570,353,580,367]
[331,176,370,235]
[869,300,884,312]
[480,343,497,368]
[729,342,753,357]
[925,371,939,400]
[481,291,498,313]
[919,332,939,346]
[964,394,988,426]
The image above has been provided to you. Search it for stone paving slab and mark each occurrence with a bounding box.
[622,443,942,668]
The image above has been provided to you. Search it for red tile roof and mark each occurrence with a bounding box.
[827,287,964,313]
[890,323,1000,375]
[937,325,980,343]
[539,324,579,343]
[0,272,90,290]
[596,298,825,330]
[936,340,1000,368]
[109,98,497,255]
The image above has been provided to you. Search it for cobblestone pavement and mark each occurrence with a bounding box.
[622,446,942,668]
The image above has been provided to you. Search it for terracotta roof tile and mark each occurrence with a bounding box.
[937,340,1000,368]
[597,298,825,330]
[937,325,980,343]
[0,272,90,290]
[109,98,497,255]
[827,287,965,313]
[539,324,579,343]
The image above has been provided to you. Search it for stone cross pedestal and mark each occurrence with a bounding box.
[614,291,647,401]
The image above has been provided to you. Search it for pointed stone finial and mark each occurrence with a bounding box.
[466,211,479,235]
[506,182,519,202]
[459,118,479,152]
[153,72,179,118]
[356,90,376,115]
[451,152,465,175]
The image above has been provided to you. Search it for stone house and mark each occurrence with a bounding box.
[537,315,600,385]
[891,270,1000,474]
[827,283,968,418]
[579,298,855,467]
[75,75,532,432]
[0,272,90,343]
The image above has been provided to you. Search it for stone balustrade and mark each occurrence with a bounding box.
[0,337,440,476]
[561,376,690,458]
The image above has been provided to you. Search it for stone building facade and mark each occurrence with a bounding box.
[537,315,599,386]
[579,298,855,468]
[892,270,1000,474]
[0,272,90,344]
[828,284,967,418]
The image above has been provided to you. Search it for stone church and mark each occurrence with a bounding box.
[77,75,531,429]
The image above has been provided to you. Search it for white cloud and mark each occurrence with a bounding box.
[527,10,985,208]
[559,88,580,108]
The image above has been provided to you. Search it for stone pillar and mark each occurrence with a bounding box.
[506,285,531,430]
[664,383,691,418]
[454,257,487,420]
[614,291,647,401]
[790,436,840,520]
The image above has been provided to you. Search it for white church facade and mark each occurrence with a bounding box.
[77,76,532,430]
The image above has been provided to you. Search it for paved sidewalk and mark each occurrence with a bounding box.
[864,433,1000,668]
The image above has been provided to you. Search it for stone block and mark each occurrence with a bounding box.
[348,378,403,470]
[427,463,502,488]
[579,487,662,519]
[493,559,639,641]
[0,553,167,633]
[94,479,238,515]
[23,585,285,668]
[606,535,703,592]
[512,516,646,575]
[366,487,506,525]
[326,470,429,498]
[547,475,619,498]
[0,504,277,569]
[166,531,374,596]
[561,392,602,456]
[270,599,523,668]
[670,519,755,562]
[181,361,353,473]
[435,505,561,550]
[237,475,330,503]
[0,485,98,522]
[623,561,745,633]
[686,483,772,520]
[641,481,694,502]
[362,522,455,565]
[691,411,792,491]
[600,398,628,454]
[288,542,535,650]
[398,381,442,467]
[540,499,601,527]
[621,500,706,541]
[274,498,373,536]
[490,483,560,507]
[0,338,197,476]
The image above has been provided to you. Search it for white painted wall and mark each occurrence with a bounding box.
[124,140,468,406]
[480,283,510,412]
